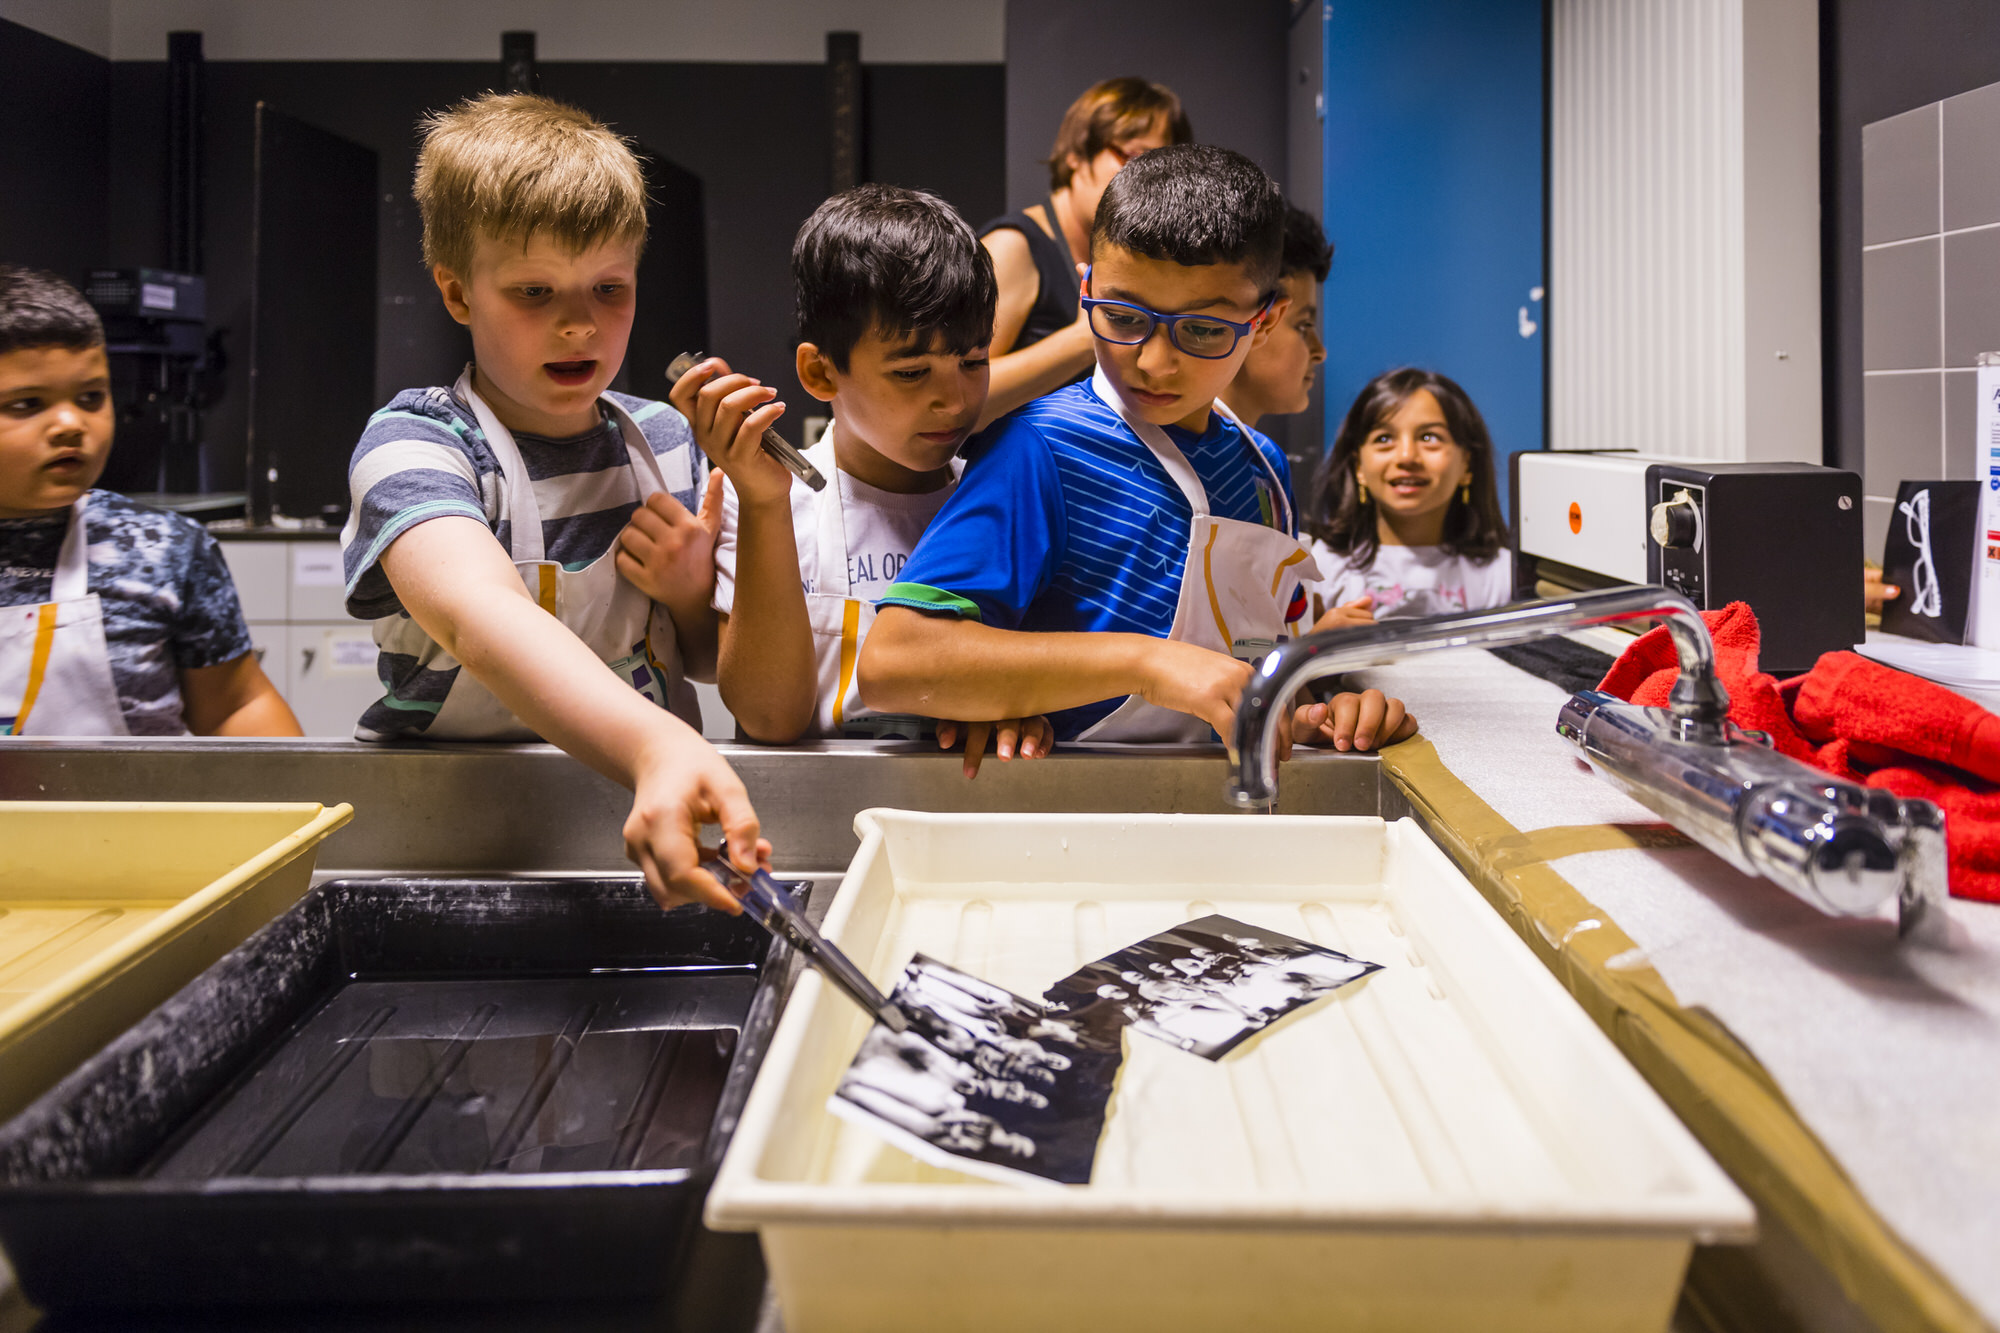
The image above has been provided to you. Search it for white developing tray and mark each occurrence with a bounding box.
[709,810,1753,1333]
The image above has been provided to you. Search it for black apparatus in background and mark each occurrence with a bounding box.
[85,266,211,497]
[89,32,213,498]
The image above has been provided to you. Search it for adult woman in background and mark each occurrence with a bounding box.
[977,77,1191,422]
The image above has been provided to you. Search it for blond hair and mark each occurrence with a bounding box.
[415,92,648,275]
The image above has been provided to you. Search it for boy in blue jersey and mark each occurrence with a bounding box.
[862,146,1416,751]
[340,93,771,913]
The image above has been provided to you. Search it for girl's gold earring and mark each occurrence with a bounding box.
[1459,475,1472,504]
[1356,472,1370,507]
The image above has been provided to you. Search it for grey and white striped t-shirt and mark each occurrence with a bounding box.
[339,384,700,740]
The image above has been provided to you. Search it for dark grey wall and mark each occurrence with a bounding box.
[1001,0,1298,459]
[0,19,109,288]
[103,58,1004,493]
[2,34,1002,498]
[1002,0,1288,208]
[1822,0,2000,473]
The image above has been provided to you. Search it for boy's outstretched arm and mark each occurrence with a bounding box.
[861,608,1418,755]
[859,607,1253,741]
[180,653,303,736]
[383,514,764,912]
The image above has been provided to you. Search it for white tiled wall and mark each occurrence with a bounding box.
[1860,79,2000,559]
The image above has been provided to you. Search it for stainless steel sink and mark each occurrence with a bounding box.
[0,739,1384,875]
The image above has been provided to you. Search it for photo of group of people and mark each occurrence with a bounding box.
[831,954,1127,1187]
[1043,914,1382,1060]
[831,917,1379,1185]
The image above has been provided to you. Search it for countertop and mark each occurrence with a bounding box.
[4,685,1991,1332]
[1353,646,2000,1333]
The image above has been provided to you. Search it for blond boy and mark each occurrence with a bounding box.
[339,93,764,910]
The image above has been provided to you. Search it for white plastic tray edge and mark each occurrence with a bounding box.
[707,810,1755,1243]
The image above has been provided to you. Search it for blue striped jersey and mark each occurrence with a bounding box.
[881,378,1295,740]
[338,383,700,740]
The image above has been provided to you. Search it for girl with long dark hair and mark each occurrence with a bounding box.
[1307,368,1512,624]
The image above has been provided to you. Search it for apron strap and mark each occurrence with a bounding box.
[1090,367,1211,518]
[815,426,851,598]
[600,396,674,499]
[456,366,544,562]
[50,496,91,602]
[1210,397,1294,534]
[455,366,675,564]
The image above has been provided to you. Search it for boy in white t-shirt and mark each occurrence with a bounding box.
[639,186,1048,767]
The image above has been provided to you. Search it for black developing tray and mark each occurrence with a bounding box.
[0,877,791,1315]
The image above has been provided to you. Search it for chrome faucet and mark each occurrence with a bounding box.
[1229,585,1948,939]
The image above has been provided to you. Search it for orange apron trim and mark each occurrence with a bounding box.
[1201,525,1233,650]
[833,598,862,729]
[9,603,62,736]
[1268,546,1310,597]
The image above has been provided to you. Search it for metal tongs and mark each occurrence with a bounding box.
[668,351,828,491]
[703,853,908,1032]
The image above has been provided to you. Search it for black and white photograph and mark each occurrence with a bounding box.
[829,954,1126,1188]
[1041,914,1380,1059]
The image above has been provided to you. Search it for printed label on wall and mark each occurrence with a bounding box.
[326,633,377,674]
[293,547,343,588]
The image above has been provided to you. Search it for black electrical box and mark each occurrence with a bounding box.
[1646,461,1865,675]
[84,268,211,494]
[85,268,205,324]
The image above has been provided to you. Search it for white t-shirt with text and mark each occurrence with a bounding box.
[712,438,957,615]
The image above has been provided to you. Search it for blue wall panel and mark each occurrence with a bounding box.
[1321,0,1544,508]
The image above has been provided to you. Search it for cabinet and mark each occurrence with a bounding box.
[217,537,380,738]
[218,537,740,740]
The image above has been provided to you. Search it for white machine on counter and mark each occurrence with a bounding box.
[1512,451,1865,675]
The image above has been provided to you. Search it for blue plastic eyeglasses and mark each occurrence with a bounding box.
[1078,266,1274,360]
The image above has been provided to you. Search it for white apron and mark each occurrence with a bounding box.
[1077,369,1319,743]
[805,430,937,740]
[423,368,701,740]
[0,496,129,737]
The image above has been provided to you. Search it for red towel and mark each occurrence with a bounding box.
[1595,602,1815,762]
[1791,649,2000,783]
[1597,603,2000,902]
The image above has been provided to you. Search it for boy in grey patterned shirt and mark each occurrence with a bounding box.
[0,266,298,737]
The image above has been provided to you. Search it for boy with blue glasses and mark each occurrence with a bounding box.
[861,146,1415,753]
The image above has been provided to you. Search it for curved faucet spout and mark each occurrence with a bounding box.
[1228,585,1726,808]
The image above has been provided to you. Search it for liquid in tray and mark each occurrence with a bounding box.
[149,972,749,1178]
